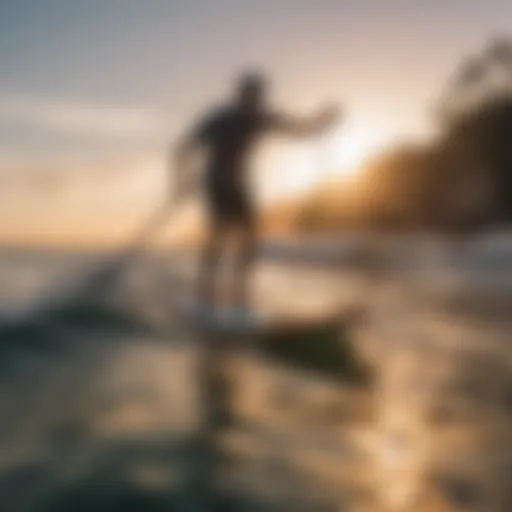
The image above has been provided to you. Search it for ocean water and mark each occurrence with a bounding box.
[0,234,510,511]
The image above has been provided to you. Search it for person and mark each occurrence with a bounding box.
[173,72,342,322]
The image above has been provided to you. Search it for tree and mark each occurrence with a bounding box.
[298,36,512,235]
[438,35,512,227]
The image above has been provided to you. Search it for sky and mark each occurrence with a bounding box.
[0,0,511,244]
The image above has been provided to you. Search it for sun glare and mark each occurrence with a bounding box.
[323,124,387,180]
[261,121,392,201]
[269,124,386,199]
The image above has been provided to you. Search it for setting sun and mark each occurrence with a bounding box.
[272,121,390,199]
[323,123,389,180]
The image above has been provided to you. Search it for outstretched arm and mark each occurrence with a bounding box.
[270,104,342,138]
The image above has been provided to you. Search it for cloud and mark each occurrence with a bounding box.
[0,150,166,205]
[0,92,169,140]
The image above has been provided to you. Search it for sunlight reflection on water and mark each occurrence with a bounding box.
[0,234,511,510]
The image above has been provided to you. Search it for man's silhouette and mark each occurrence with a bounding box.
[174,72,341,320]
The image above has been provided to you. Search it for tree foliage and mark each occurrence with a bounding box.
[300,36,512,234]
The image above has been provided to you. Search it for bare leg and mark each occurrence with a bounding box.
[232,222,257,310]
[197,225,225,309]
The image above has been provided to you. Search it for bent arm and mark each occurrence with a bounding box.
[174,132,198,172]
[168,109,217,202]
[169,130,203,202]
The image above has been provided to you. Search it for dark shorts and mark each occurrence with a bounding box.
[204,173,256,229]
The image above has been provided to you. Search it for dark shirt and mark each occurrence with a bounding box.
[194,106,278,186]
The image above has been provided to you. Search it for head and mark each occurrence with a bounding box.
[235,72,267,112]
